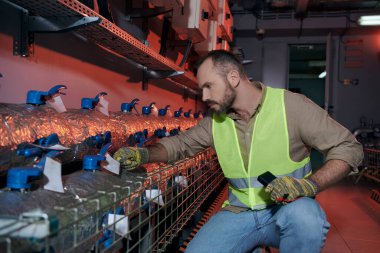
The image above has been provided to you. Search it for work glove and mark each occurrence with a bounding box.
[113,147,149,170]
[265,176,318,204]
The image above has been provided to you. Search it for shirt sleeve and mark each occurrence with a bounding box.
[287,92,363,171]
[158,116,214,163]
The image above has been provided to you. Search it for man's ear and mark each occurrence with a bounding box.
[227,70,240,88]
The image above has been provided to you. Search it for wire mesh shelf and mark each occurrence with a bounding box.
[0,148,224,253]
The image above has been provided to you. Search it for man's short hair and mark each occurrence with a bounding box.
[196,50,245,78]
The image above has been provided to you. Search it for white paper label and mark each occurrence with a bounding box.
[43,157,64,193]
[31,143,70,150]
[145,189,164,206]
[47,95,67,113]
[151,104,158,117]
[0,217,49,239]
[175,176,188,188]
[97,96,109,116]
[107,214,131,239]
[104,153,120,175]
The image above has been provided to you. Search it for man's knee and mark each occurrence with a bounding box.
[276,197,330,238]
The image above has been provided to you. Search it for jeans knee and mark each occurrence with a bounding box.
[276,197,330,239]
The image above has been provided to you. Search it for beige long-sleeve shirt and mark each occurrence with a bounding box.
[159,83,363,171]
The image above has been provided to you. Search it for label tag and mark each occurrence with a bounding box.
[107,214,131,239]
[104,153,120,175]
[97,96,109,116]
[151,104,158,117]
[145,189,164,206]
[174,176,188,188]
[43,157,64,193]
[47,95,67,113]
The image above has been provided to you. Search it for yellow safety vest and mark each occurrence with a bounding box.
[212,87,311,210]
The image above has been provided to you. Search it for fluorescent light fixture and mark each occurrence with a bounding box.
[318,71,326,79]
[358,15,380,26]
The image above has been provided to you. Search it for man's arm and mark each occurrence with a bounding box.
[113,116,213,169]
[309,159,351,192]
[266,92,363,203]
[147,143,169,163]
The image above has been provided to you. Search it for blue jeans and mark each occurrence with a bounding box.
[186,197,330,253]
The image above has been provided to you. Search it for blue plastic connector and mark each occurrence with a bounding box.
[7,167,41,190]
[17,147,42,158]
[37,133,60,147]
[158,105,170,116]
[142,102,155,115]
[174,107,183,117]
[26,85,67,105]
[83,155,106,171]
[143,129,148,138]
[194,111,202,118]
[83,143,111,171]
[170,128,180,136]
[121,98,139,112]
[8,150,61,190]
[81,92,107,109]
[184,109,192,118]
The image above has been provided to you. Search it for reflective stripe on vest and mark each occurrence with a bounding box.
[212,87,310,210]
[227,161,312,189]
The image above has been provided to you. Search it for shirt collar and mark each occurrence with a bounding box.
[226,81,266,121]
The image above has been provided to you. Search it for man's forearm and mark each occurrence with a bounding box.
[147,143,169,163]
[309,159,351,192]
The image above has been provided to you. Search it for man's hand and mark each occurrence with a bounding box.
[265,176,318,204]
[113,147,149,170]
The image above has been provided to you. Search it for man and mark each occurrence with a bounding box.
[113,50,363,253]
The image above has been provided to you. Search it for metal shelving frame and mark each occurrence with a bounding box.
[6,0,198,89]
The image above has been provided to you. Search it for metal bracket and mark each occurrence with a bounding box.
[183,88,189,102]
[13,6,100,56]
[141,68,185,91]
[159,16,171,56]
[142,68,149,91]
[166,39,193,67]
[28,16,101,33]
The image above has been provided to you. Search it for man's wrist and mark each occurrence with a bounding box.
[305,177,319,195]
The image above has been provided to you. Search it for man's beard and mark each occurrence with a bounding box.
[207,81,236,114]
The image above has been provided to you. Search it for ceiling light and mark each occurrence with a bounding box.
[358,15,380,26]
[318,71,326,79]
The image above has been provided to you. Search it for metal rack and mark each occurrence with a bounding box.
[6,0,198,89]
[0,148,224,253]
[355,148,380,184]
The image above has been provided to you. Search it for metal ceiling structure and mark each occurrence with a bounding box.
[230,0,380,37]
[231,0,380,16]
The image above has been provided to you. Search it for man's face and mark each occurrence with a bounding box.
[197,59,236,114]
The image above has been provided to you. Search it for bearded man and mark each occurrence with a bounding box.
[113,50,363,253]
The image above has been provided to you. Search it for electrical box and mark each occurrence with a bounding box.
[218,0,233,42]
[194,20,223,56]
[172,0,210,43]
